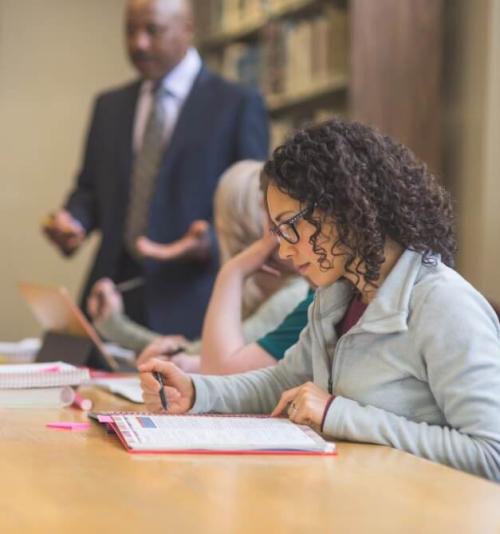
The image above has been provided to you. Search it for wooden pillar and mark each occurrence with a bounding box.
[349,0,443,175]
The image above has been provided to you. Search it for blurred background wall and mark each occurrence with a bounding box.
[0,0,133,339]
[0,0,498,341]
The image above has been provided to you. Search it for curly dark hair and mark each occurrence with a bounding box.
[262,118,456,287]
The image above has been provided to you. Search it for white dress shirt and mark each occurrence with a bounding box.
[133,47,202,152]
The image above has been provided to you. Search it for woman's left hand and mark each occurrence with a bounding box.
[271,382,332,432]
[226,233,281,279]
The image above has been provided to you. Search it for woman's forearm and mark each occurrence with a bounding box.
[200,264,246,373]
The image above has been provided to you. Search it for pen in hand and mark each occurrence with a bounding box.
[153,371,168,411]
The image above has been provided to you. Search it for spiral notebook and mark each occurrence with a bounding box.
[91,412,336,456]
[0,362,89,408]
[0,362,89,389]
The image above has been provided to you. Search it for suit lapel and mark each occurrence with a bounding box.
[160,67,211,170]
[116,81,141,188]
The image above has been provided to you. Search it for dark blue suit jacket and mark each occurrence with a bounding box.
[65,66,269,338]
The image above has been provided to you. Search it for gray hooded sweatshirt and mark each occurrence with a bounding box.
[190,250,500,481]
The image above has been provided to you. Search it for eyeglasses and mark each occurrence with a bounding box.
[270,206,312,244]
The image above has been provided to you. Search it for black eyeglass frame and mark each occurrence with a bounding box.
[269,204,315,244]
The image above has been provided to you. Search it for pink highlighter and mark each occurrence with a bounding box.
[46,422,91,431]
[72,392,93,411]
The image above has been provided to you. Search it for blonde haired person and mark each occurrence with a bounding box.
[213,159,277,318]
[88,160,308,371]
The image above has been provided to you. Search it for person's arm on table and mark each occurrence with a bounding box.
[88,278,186,355]
[140,297,319,415]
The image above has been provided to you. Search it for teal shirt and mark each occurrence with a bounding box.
[256,290,314,360]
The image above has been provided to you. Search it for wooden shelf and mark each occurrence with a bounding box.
[195,0,349,148]
[198,0,324,49]
[266,74,348,114]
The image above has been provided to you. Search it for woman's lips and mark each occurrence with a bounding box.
[297,262,310,275]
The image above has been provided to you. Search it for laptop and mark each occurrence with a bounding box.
[18,282,135,372]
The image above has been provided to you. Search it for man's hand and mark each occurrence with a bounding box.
[136,220,211,262]
[139,359,195,413]
[87,278,124,323]
[42,209,86,257]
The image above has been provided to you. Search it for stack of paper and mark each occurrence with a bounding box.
[0,362,90,408]
[86,376,143,403]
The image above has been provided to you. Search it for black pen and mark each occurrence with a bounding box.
[153,371,168,411]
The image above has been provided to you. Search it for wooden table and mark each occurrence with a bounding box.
[1,387,500,533]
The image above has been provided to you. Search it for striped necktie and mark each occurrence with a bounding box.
[125,85,167,255]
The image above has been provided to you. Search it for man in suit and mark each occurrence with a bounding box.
[43,0,269,339]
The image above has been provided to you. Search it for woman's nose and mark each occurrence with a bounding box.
[278,239,295,261]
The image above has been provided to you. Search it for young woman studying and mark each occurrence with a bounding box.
[139,119,500,481]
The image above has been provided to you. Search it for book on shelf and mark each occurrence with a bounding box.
[271,106,345,148]
[221,42,262,88]
[0,362,89,408]
[274,7,347,97]
[194,0,267,37]
[271,117,294,148]
[208,5,347,101]
[90,412,336,456]
[313,106,346,123]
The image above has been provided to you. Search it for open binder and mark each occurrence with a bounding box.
[90,412,336,456]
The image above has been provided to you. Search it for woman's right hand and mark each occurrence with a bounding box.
[139,359,195,413]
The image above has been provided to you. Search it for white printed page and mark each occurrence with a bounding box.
[113,414,335,453]
[87,377,143,403]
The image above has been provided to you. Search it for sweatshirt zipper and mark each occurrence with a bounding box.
[328,327,361,394]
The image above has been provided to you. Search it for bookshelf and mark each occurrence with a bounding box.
[193,0,349,148]
[198,0,331,49]
[193,0,444,173]
[266,74,347,113]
